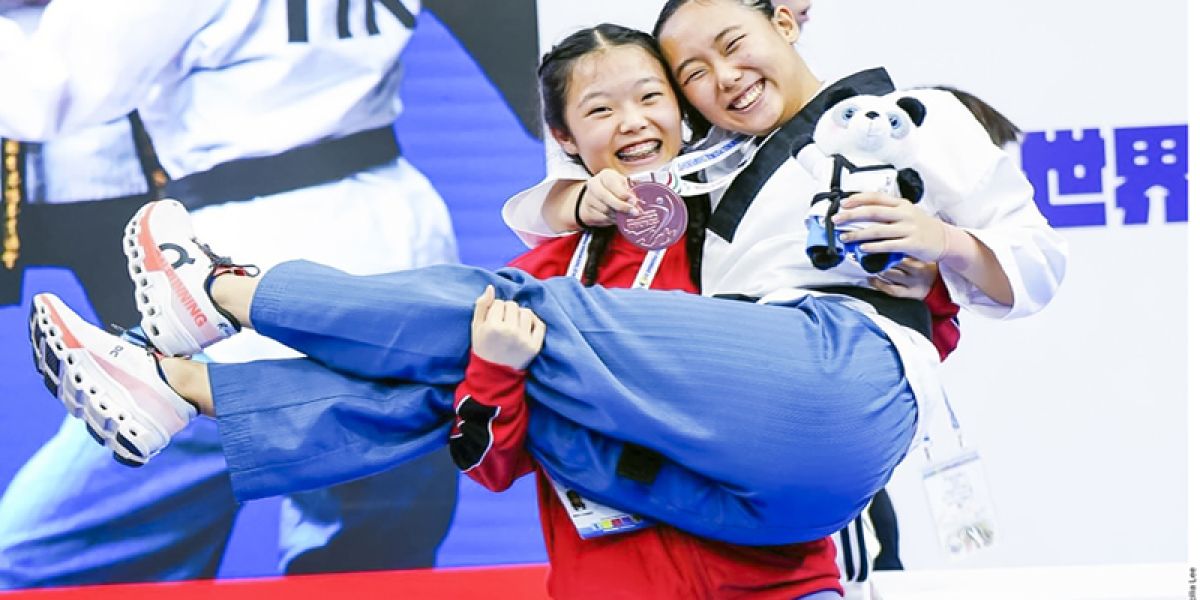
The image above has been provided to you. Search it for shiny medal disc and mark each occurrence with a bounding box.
[616,182,688,251]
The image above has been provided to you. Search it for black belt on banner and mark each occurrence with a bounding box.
[166,126,401,210]
[714,286,933,342]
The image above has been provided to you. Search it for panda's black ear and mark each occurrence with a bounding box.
[896,97,926,127]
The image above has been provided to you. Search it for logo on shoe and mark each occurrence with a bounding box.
[158,243,196,270]
[167,269,208,328]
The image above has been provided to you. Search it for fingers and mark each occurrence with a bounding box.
[517,305,535,334]
[840,222,910,244]
[578,201,616,228]
[472,298,546,369]
[839,192,906,209]
[530,316,547,349]
[891,257,922,276]
[876,266,909,284]
[472,285,495,324]
[519,307,547,353]
[854,238,907,255]
[578,170,639,227]
[595,169,638,212]
[485,294,508,326]
[501,298,520,324]
[482,296,540,336]
[831,205,905,227]
[898,257,940,279]
[868,276,921,300]
[878,258,928,281]
[868,276,896,293]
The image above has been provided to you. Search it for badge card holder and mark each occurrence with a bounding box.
[920,393,999,557]
[548,478,651,540]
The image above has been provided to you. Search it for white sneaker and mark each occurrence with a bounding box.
[29,293,197,466]
[124,199,248,356]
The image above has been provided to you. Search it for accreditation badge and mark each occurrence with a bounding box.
[921,448,999,557]
[548,478,650,539]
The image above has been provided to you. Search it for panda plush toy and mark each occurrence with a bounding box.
[798,92,928,274]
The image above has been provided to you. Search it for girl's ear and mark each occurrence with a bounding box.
[771,5,800,44]
[550,127,579,156]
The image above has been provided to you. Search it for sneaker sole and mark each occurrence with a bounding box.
[124,200,211,357]
[30,295,173,466]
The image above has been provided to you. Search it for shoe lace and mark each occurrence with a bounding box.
[194,237,258,332]
[194,238,261,279]
[109,324,163,357]
[110,324,196,407]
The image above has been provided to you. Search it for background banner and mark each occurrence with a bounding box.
[0,0,1188,585]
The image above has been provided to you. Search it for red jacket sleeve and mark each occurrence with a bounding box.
[448,352,537,492]
[924,276,961,361]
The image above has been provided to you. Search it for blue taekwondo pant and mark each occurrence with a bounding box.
[211,260,917,545]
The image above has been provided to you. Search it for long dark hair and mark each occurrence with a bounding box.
[653,0,774,38]
[928,85,1022,147]
[539,24,707,289]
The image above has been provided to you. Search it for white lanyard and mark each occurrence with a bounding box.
[632,130,775,197]
[566,230,666,290]
[921,387,965,461]
[919,387,998,557]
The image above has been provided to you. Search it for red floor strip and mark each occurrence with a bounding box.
[0,564,552,600]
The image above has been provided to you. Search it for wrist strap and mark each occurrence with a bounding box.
[573,184,589,230]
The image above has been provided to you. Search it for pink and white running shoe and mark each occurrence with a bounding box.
[124,199,251,357]
[29,293,197,466]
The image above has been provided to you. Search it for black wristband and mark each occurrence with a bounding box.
[573,183,589,230]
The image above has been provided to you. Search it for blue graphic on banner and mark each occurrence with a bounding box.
[1022,124,1188,228]
[1113,126,1188,224]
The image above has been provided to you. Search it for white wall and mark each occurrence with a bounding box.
[537,0,1189,569]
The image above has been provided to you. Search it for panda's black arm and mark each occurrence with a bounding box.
[897,168,924,203]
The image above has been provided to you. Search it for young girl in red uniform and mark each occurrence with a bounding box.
[446,24,842,600]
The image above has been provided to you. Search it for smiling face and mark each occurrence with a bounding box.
[550,45,684,176]
[657,0,816,137]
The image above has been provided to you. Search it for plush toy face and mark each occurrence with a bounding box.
[814,93,926,166]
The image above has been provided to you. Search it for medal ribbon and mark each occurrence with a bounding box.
[568,131,770,287]
[631,130,777,197]
[566,230,665,291]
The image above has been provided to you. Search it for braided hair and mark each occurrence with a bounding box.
[576,193,708,289]
[539,24,707,289]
